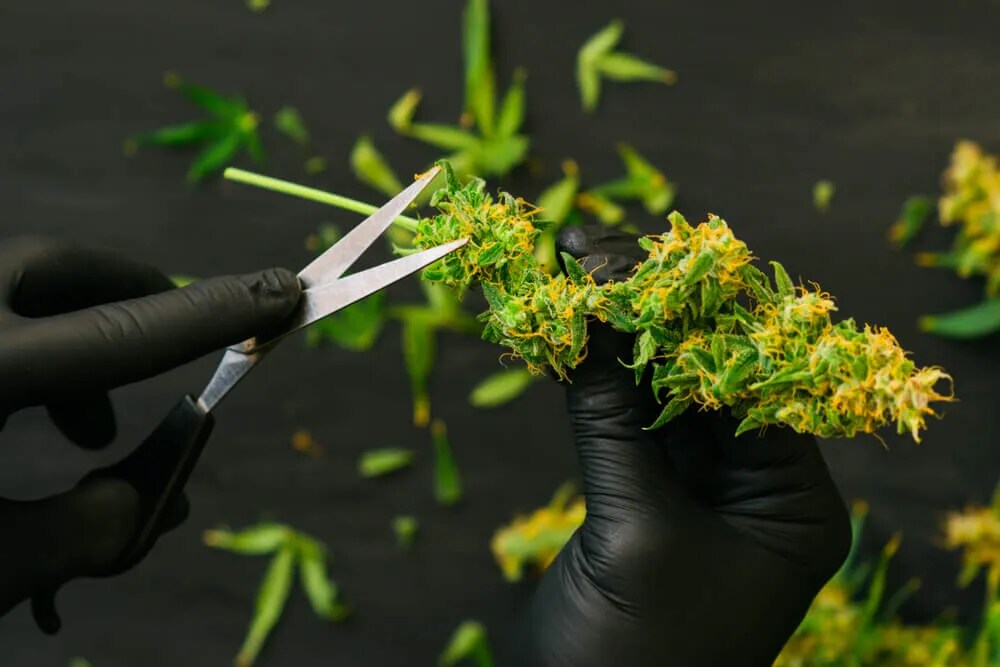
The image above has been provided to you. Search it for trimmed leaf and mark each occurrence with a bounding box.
[577,20,624,112]
[439,620,494,667]
[536,161,580,225]
[273,106,309,145]
[463,0,494,136]
[358,448,414,478]
[247,0,270,12]
[235,545,296,667]
[170,274,198,287]
[186,132,242,183]
[203,523,290,556]
[596,52,676,84]
[919,298,1000,339]
[402,316,436,426]
[351,136,403,197]
[297,536,349,621]
[496,68,527,139]
[432,419,462,506]
[407,123,481,152]
[388,88,422,131]
[127,120,224,150]
[889,195,934,248]
[392,515,420,550]
[164,72,241,118]
[469,367,535,407]
[576,191,625,225]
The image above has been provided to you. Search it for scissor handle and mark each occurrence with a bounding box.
[30,394,214,634]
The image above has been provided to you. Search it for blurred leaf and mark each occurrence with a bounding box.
[407,123,481,152]
[495,68,527,139]
[305,223,341,253]
[470,368,535,408]
[431,419,462,506]
[575,191,625,225]
[889,195,934,248]
[813,179,835,212]
[307,292,386,351]
[351,136,403,197]
[68,659,92,667]
[439,620,493,667]
[170,274,198,287]
[389,88,422,131]
[246,0,270,12]
[588,144,675,215]
[235,545,296,667]
[186,132,242,183]
[296,536,349,621]
[305,156,327,175]
[463,0,494,137]
[274,106,310,145]
[537,161,581,225]
[164,72,242,118]
[596,52,676,84]
[204,522,290,556]
[919,298,1000,339]
[402,316,436,426]
[576,20,623,112]
[392,515,420,551]
[358,448,414,478]
[126,120,225,151]
[470,135,530,176]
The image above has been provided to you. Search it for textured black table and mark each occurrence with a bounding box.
[2,1,999,665]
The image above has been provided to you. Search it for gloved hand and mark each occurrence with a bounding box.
[0,237,301,620]
[508,226,851,667]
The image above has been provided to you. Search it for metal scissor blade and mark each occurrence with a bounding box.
[294,238,468,331]
[297,165,442,288]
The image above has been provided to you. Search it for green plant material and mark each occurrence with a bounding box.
[235,543,296,667]
[575,191,626,225]
[305,223,341,252]
[889,195,934,248]
[431,419,462,506]
[351,136,404,197]
[246,0,270,11]
[537,160,581,225]
[576,19,676,112]
[813,179,835,212]
[274,106,310,146]
[291,429,323,456]
[385,0,529,180]
[127,73,264,184]
[392,515,420,550]
[296,535,349,621]
[439,620,494,667]
[470,367,535,407]
[491,486,585,581]
[586,143,675,216]
[402,315,436,427]
[224,167,419,233]
[203,523,290,555]
[358,448,414,478]
[68,660,92,667]
[308,292,387,351]
[170,274,198,287]
[305,155,327,175]
[919,298,1000,339]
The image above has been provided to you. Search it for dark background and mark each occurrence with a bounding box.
[2,0,1000,665]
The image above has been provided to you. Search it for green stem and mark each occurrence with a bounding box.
[223,167,420,233]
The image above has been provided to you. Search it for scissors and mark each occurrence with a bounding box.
[30,165,465,634]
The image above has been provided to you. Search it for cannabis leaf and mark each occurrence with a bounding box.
[126,73,264,183]
[577,19,676,112]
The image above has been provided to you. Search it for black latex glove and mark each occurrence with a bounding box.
[0,237,301,619]
[508,226,852,667]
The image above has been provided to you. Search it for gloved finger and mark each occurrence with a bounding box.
[0,478,140,618]
[555,225,645,283]
[46,394,117,450]
[565,324,691,515]
[0,237,174,317]
[0,268,302,411]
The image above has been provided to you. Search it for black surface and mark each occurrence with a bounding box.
[2,1,1000,665]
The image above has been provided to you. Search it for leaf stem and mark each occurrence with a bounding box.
[223,167,420,233]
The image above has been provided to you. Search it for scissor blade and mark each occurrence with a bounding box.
[294,238,468,332]
[297,165,442,288]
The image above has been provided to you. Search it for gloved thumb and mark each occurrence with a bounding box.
[0,478,140,617]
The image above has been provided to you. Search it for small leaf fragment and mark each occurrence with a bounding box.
[170,275,198,287]
[389,88,422,132]
[496,68,527,139]
[463,0,495,137]
[358,448,414,478]
[392,515,420,551]
[235,544,296,667]
[246,0,270,12]
[812,179,835,212]
[889,195,934,248]
[402,316,436,427]
[297,536,349,621]
[439,620,494,667]
[203,522,290,556]
[186,132,242,184]
[577,20,624,112]
[351,136,403,197]
[305,156,326,175]
[596,52,676,84]
[469,367,535,407]
[308,292,386,351]
[273,106,310,145]
[432,419,462,506]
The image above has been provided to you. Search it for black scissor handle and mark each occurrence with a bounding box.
[30,394,214,634]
